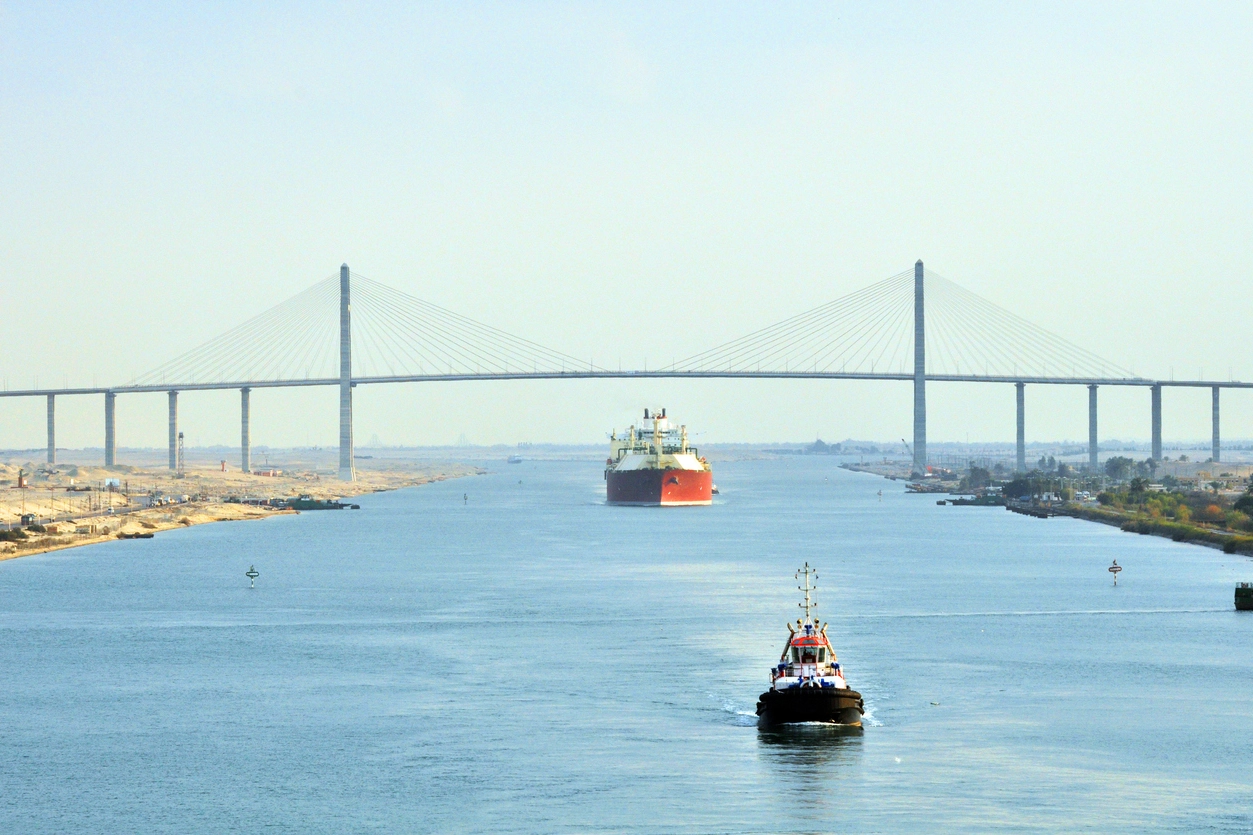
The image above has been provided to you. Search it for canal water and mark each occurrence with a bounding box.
[2,458,1251,833]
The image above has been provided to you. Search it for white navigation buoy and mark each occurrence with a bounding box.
[1109,560,1122,586]
[246,565,259,589]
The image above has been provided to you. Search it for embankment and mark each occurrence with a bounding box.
[1061,505,1253,556]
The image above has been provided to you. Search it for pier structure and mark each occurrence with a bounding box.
[5,260,1246,477]
[1088,385,1098,470]
[1212,386,1221,463]
[1151,384,1163,460]
[240,387,251,473]
[46,394,55,465]
[104,392,116,468]
[1015,382,1026,472]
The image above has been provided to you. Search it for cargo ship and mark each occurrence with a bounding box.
[605,408,713,506]
[756,564,865,727]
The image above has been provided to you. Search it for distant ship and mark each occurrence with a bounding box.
[507,455,523,464]
[756,564,865,727]
[604,408,713,506]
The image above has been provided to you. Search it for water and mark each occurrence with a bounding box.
[2,458,1251,833]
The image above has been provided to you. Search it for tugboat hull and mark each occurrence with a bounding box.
[756,687,865,727]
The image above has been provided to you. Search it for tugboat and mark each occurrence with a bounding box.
[756,563,865,727]
[1237,582,1253,611]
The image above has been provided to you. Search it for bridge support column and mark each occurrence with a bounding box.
[912,259,926,474]
[1088,385,1098,471]
[241,387,251,474]
[338,263,355,481]
[104,392,116,467]
[1212,386,1220,463]
[46,394,55,465]
[1151,384,1162,460]
[1016,382,1026,472]
[168,391,179,470]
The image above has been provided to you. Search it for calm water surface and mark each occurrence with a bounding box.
[2,458,1251,833]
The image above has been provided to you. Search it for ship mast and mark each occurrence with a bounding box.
[796,562,817,623]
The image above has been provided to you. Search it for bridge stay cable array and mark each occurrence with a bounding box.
[924,271,1139,381]
[668,270,916,375]
[131,271,602,387]
[349,273,602,378]
[132,275,341,386]
[669,266,1141,381]
[125,264,1145,388]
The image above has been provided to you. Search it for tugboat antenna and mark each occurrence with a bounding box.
[796,562,817,622]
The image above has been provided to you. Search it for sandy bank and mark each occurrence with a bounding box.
[0,455,482,561]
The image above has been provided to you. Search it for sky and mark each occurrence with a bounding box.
[2,2,1252,450]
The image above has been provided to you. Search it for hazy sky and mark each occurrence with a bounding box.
[3,2,1252,450]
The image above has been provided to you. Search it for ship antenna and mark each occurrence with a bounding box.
[796,562,817,622]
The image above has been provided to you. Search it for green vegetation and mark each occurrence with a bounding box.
[959,466,992,491]
[1103,456,1159,480]
[0,528,28,542]
[956,458,1253,556]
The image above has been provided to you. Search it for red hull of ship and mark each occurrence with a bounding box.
[606,468,713,506]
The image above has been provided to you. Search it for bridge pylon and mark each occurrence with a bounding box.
[338,263,355,481]
[912,260,926,475]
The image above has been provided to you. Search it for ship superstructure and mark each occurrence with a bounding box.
[605,408,713,506]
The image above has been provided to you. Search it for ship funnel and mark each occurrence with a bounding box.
[644,408,650,419]
[661,408,666,418]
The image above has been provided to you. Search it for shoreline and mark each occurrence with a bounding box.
[1,461,482,562]
[845,462,1253,558]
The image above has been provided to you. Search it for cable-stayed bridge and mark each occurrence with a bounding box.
[4,262,1244,479]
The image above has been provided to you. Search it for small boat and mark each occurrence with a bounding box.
[507,455,523,464]
[1237,582,1253,611]
[756,563,864,727]
[284,495,353,510]
[948,493,1004,507]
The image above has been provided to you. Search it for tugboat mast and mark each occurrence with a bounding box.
[796,562,817,622]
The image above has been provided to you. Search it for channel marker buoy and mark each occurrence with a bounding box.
[246,565,259,589]
[1109,560,1122,586]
